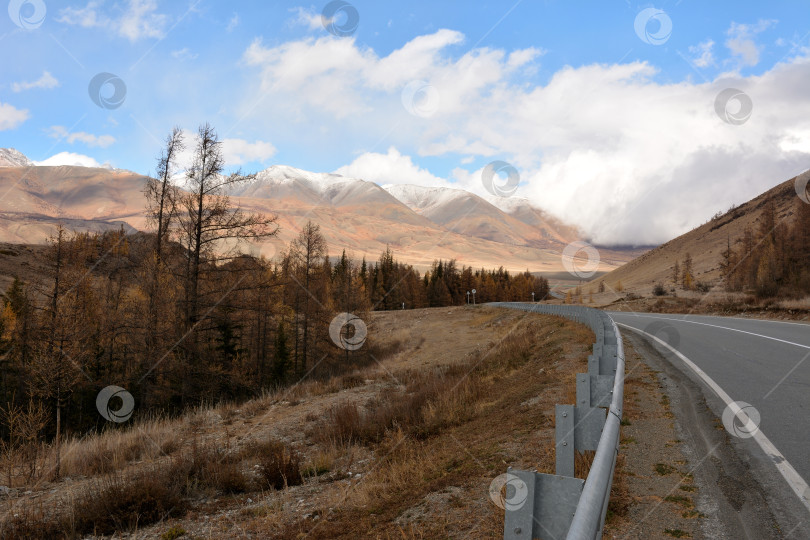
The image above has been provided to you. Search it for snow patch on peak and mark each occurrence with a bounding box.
[383,184,474,212]
[0,148,32,167]
[482,193,539,213]
[257,165,348,187]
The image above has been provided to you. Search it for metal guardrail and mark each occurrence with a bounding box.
[488,303,625,540]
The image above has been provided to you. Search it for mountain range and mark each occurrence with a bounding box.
[0,149,646,273]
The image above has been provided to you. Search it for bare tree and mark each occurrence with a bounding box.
[178,122,278,328]
[145,127,184,265]
[142,128,184,404]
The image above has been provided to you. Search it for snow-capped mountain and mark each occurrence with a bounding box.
[384,184,580,247]
[0,149,641,272]
[0,148,32,168]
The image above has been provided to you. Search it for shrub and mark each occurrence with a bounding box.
[162,525,187,540]
[183,444,249,494]
[652,283,666,296]
[255,439,302,490]
[325,401,363,444]
[71,464,186,535]
[0,504,63,540]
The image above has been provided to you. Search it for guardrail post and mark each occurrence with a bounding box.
[503,469,585,540]
[556,404,576,477]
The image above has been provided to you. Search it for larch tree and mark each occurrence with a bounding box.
[142,128,184,405]
[177,123,278,334]
[288,221,328,376]
[174,123,278,402]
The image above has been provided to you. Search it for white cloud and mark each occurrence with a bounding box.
[239,30,810,245]
[119,0,166,41]
[335,147,449,187]
[222,138,276,165]
[171,130,276,171]
[171,48,198,61]
[689,40,715,68]
[726,19,777,67]
[290,7,322,31]
[779,129,810,154]
[12,71,60,92]
[35,152,111,168]
[0,102,30,130]
[242,29,534,120]
[226,13,239,32]
[56,1,105,27]
[57,0,167,42]
[47,126,116,148]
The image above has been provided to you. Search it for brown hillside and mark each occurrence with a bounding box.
[590,170,808,298]
[0,164,644,274]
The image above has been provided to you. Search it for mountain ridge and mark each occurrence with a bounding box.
[0,149,645,272]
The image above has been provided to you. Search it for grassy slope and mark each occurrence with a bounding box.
[590,175,801,298]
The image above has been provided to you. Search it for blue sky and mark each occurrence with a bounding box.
[2,1,810,244]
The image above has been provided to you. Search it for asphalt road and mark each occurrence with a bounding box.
[609,312,810,515]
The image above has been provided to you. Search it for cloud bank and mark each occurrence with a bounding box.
[241,27,810,245]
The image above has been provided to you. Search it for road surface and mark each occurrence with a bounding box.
[610,312,810,524]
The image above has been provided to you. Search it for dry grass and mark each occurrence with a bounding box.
[2,434,305,537]
[2,459,188,538]
[777,296,810,310]
[314,328,542,448]
[251,439,303,490]
[608,290,810,320]
[58,416,182,478]
[268,318,591,538]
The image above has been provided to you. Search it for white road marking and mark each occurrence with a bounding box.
[612,313,810,350]
[616,321,810,515]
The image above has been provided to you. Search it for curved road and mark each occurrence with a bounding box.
[610,312,810,518]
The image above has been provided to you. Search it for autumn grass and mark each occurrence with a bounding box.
[777,295,810,310]
[58,416,182,478]
[267,318,592,538]
[2,433,303,538]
